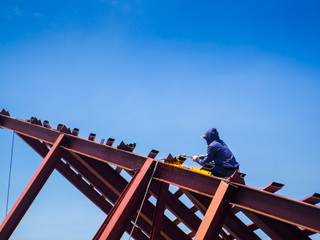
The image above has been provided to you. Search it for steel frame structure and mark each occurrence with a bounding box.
[0,109,319,240]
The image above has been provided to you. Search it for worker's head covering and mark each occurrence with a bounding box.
[201,128,220,145]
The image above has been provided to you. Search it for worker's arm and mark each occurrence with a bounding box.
[192,155,206,161]
[196,144,218,165]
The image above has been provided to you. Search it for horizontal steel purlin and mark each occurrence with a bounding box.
[1,114,320,234]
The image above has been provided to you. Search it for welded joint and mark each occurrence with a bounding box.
[129,159,159,174]
[62,135,71,148]
[221,180,237,204]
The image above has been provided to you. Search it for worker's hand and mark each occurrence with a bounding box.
[192,155,198,162]
[198,155,206,159]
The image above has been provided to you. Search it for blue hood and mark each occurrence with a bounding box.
[203,128,220,145]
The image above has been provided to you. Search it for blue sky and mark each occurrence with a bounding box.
[1,1,320,239]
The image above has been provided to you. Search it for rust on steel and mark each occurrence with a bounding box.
[0,134,67,239]
[1,110,320,240]
[194,181,232,240]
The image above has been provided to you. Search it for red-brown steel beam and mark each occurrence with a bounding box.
[18,134,149,240]
[262,182,284,193]
[1,114,320,233]
[57,158,149,240]
[62,151,120,200]
[18,134,117,213]
[185,190,261,240]
[150,181,169,240]
[301,193,320,205]
[194,181,232,240]
[224,213,262,240]
[64,155,161,240]
[82,156,190,240]
[187,188,310,240]
[230,185,320,233]
[156,164,320,233]
[98,158,155,240]
[19,135,163,240]
[241,209,311,240]
[127,170,201,236]
[236,181,311,240]
[220,229,234,240]
[0,134,67,239]
[55,151,184,240]
[0,115,147,170]
[94,171,139,240]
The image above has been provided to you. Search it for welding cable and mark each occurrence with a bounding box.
[128,160,159,240]
[6,120,16,216]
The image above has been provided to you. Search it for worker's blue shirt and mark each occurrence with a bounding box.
[196,128,239,170]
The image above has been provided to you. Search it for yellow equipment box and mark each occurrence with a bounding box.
[190,166,211,176]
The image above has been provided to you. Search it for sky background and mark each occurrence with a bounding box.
[0,0,320,239]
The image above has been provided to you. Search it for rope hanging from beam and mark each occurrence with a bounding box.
[6,120,16,216]
[128,160,159,240]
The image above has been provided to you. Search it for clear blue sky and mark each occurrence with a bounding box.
[1,1,320,239]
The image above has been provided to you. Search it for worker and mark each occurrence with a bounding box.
[193,128,239,178]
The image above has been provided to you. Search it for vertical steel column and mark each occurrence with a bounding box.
[194,181,232,240]
[98,158,155,240]
[150,181,169,240]
[0,134,67,239]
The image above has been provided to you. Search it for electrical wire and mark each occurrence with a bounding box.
[6,120,16,216]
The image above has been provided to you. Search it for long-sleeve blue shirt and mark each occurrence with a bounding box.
[196,128,239,169]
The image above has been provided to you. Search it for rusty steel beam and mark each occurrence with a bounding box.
[220,229,234,240]
[262,182,284,193]
[98,159,155,240]
[247,222,258,232]
[57,159,149,240]
[185,190,261,240]
[82,156,191,240]
[0,115,147,170]
[0,134,67,239]
[18,134,149,240]
[301,193,320,205]
[49,149,186,240]
[0,116,202,239]
[224,213,262,240]
[237,181,311,240]
[62,151,120,201]
[241,209,311,240]
[17,134,178,239]
[127,170,201,236]
[94,171,140,240]
[194,181,232,240]
[150,181,169,240]
[230,185,320,233]
[64,155,164,240]
[149,184,200,237]
[1,114,320,234]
